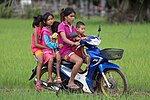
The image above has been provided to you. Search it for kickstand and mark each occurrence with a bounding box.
[56,89,60,96]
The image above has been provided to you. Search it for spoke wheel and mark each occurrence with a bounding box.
[34,68,56,87]
[98,69,127,96]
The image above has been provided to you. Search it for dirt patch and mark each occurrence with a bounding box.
[128,90,150,96]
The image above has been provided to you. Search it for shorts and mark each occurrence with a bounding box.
[35,50,43,57]
[43,53,54,64]
[63,51,74,62]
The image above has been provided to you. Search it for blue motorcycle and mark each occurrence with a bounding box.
[29,25,127,96]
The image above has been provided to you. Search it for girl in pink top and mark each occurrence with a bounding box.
[31,15,48,91]
[42,12,62,84]
[58,7,83,89]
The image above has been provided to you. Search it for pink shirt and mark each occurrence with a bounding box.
[41,27,53,54]
[58,21,76,57]
[31,27,42,54]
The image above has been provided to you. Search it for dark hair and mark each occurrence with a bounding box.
[60,7,76,22]
[32,15,43,28]
[42,12,54,26]
[51,21,60,33]
[76,21,85,28]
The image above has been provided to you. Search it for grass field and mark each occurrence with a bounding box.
[0,18,150,99]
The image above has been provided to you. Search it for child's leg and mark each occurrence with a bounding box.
[67,53,83,88]
[36,53,43,84]
[55,53,62,83]
[34,51,43,91]
[47,58,54,83]
[85,55,90,68]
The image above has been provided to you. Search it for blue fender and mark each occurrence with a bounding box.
[98,62,120,72]
[86,77,94,93]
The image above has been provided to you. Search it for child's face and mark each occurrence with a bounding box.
[76,25,85,34]
[65,12,75,25]
[45,15,54,26]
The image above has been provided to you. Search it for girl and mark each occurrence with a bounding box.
[31,15,47,91]
[58,7,83,89]
[42,12,62,84]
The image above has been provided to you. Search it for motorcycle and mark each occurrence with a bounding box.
[29,25,127,96]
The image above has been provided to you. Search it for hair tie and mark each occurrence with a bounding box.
[61,8,65,12]
[33,16,37,19]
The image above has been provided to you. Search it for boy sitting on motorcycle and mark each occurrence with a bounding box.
[71,21,90,69]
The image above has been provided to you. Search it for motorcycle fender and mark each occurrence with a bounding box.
[29,67,37,80]
[98,62,120,72]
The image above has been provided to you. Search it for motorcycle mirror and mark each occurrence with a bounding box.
[97,24,101,38]
[98,24,101,32]
[69,32,78,38]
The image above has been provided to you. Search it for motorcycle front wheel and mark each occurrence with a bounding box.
[98,69,127,96]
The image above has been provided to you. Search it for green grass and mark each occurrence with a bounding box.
[0,18,150,99]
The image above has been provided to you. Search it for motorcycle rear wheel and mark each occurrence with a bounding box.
[34,68,56,87]
[98,69,127,96]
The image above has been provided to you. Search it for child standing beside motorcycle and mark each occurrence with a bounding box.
[31,15,48,91]
[42,12,62,85]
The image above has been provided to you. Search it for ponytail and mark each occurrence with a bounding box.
[60,8,65,22]
[32,15,42,28]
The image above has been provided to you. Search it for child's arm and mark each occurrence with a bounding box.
[81,33,87,40]
[53,50,56,57]
[58,44,63,49]
[60,32,79,46]
[43,34,57,49]
[33,29,48,49]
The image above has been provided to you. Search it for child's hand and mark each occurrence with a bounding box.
[74,42,80,46]
[58,44,63,48]
[81,37,87,40]
[75,37,81,41]
[51,38,56,42]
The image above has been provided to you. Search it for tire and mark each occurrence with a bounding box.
[34,68,56,85]
[40,68,48,82]
[40,68,57,82]
[97,69,127,96]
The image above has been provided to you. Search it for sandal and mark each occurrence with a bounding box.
[47,79,53,87]
[35,82,42,91]
[54,77,62,84]
[66,84,80,89]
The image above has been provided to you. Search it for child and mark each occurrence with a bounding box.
[51,21,61,45]
[51,21,63,84]
[31,15,48,91]
[42,12,62,84]
[71,21,90,68]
